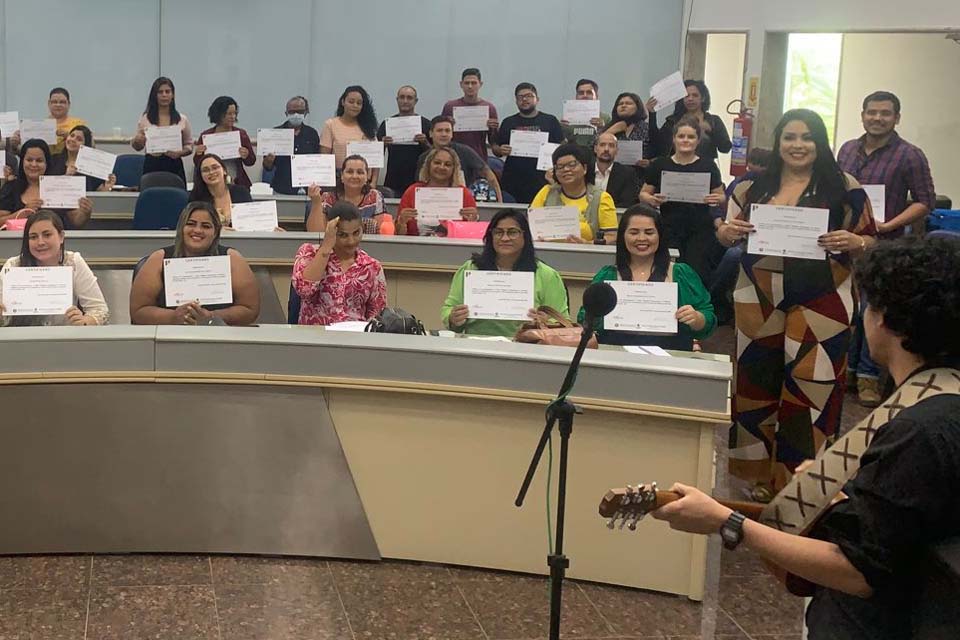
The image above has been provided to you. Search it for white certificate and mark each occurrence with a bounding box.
[453,105,490,132]
[39,175,85,209]
[385,116,423,144]
[650,71,688,112]
[19,119,57,145]
[607,281,678,333]
[202,130,241,160]
[75,146,117,181]
[527,206,581,241]
[414,187,463,227]
[163,255,233,307]
[862,184,885,222]
[1,266,73,316]
[536,142,560,171]
[562,99,600,126]
[0,111,19,138]
[464,270,534,321]
[256,128,294,156]
[509,130,550,159]
[325,320,370,332]
[616,140,644,165]
[747,204,830,261]
[290,153,336,188]
[661,171,710,204]
[347,140,385,168]
[624,345,672,357]
[145,125,183,154]
[230,200,278,232]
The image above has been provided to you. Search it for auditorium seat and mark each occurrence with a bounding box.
[140,171,187,191]
[114,154,145,188]
[132,187,189,230]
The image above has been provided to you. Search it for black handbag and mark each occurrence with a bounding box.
[365,307,426,335]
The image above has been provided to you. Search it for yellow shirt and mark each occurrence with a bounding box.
[530,185,618,242]
[51,116,87,154]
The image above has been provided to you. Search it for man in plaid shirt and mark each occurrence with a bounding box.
[838,90,936,408]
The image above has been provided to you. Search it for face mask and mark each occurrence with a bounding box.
[286,113,305,127]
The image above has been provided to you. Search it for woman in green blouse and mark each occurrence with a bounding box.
[442,209,569,337]
[579,204,716,350]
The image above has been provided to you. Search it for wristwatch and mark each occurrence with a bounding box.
[720,511,747,550]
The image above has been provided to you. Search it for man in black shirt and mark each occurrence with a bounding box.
[376,85,431,196]
[416,116,502,201]
[263,96,321,195]
[650,236,960,640]
[593,132,639,208]
[491,82,563,204]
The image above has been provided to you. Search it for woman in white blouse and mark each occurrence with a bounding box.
[0,210,109,326]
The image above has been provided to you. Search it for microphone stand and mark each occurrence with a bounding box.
[515,316,597,640]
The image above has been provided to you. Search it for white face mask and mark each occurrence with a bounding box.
[286,113,306,127]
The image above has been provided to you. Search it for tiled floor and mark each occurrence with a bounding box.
[1,325,875,639]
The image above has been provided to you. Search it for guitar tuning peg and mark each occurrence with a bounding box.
[627,515,638,531]
[618,517,628,530]
[606,517,616,530]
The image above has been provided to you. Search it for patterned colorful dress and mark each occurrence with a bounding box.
[727,175,877,490]
[292,245,387,326]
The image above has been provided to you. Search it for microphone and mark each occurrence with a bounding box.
[581,282,618,330]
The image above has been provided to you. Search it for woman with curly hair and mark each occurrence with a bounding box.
[320,86,380,183]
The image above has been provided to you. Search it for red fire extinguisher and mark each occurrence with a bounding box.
[727,99,753,178]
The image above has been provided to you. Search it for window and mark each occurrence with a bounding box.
[784,34,843,145]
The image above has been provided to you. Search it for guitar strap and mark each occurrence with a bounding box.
[760,368,960,533]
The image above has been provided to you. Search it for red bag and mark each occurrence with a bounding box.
[514,306,598,349]
[441,220,488,239]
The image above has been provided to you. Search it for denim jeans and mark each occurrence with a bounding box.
[849,295,880,379]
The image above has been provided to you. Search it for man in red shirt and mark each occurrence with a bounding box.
[441,68,499,164]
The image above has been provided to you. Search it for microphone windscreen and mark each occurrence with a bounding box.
[582,282,618,318]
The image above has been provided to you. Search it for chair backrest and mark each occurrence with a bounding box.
[131,253,151,282]
[140,170,186,191]
[287,282,302,324]
[133,187,189,230]
[114,154,145,188]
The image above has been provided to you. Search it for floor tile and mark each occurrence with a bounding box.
[578,582,702,637]
[453,573,612,639]
[0,555,89,591]
[0,587,88,640]
[217,582,352,640]
[86,584,219,640]
[719,576,804,636]
[212,555,332,588]
[329,558,453,584]
[93,554,211,586]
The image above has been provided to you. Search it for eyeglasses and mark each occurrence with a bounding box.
[492,228,522,239]
[200,166,222,175]
[516,93,537,101]
[554,160,582,173]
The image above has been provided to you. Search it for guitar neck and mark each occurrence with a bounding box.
[655,491,766,520]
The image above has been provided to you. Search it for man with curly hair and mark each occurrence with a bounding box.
[650,235,960,639]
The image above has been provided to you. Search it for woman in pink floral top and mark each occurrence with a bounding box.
[292,201,387,325]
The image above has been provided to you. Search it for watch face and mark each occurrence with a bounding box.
[721,527,737,543]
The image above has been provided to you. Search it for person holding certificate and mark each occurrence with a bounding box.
[441,68,499,163]
[396,148,478,236]
[188,154,253,228]
[130,201,260,326]
[305,155,393,235]
[194,96,256,188]
[0,210,108,326]
[716,108,878,500]
[6,88,87,156]
[441,209,568,337]
[131,77,193,184]
[602,92,656,169]
[49,126,116,192]
[640,117,725,283]
[292,201,387,326]
[650,80,731,161]
[530,143,618,244]
[578,205,715,350]
[376,85,432,196]
[320,86,380,184]
[0,139,93,229]
[263,96,322,195]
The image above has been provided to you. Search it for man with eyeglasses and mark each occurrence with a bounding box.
[263,95,321,195]
[490,83,563,204]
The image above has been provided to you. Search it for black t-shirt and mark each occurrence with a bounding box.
[377,115,431,194]
[0,179,75,229]
[495,112,563,203]
[269,123,321,195]
[48,152,105,191]
[644,156,722,226]
[806,392,960,639]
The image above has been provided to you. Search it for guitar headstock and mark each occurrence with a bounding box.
[598,483,667,531]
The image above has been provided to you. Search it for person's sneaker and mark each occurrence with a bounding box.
[857,377,882,408]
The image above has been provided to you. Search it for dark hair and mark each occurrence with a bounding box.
[286,95,310,113]
[189,154,230,202]
[862,91,901,115]
[746,147,772,168]
[430,115,454,130]
[336,154,371,198]
[49,87,70,101]
[19,210,65,267]
[144,76,181,126]
[673,115,702,139]
[208,96,238,125]
[672,80,711,117]
[551,142,595,185]
[472,209,538,272]
[335,85,378,140]
[173,201,222,258]
[610,92,645,125]
[66,124,94,148]
[12,139,52,200]
[855,236,960,364]
[615,205,671,283]
[461,68,481,81]
[515,82,537,96]
[328,200,361,225]
[746,109,849,221]
[576,78,599,94]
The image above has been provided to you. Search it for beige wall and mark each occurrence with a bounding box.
[703,33,747,185]
[835,33,960,202]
